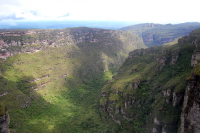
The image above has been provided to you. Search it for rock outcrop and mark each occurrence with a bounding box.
[180,30,200,132]
[191,51,200,66]
[180,70,200,133]
[0,103,10,133]
[171,54,179,65]
[0,28,142,60]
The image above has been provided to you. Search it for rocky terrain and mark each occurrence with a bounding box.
[100,28,200,133]
[119,22,200,47]
[0,28,144,60]
[180,66,200,133]
[180,29,200,133]
[0,103,10,133]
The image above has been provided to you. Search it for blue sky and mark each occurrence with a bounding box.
[0,0,200,24]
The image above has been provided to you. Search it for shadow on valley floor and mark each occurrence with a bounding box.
[1,32,139,132]
[43,37,132,132]
[47,39,130,132]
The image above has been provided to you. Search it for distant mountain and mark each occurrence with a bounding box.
[119,22,200,47]
[0,21,138,30]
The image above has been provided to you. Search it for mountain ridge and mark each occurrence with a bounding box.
[119,22,200,47]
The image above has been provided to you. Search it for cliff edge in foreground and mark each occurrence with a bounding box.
[0,103,10,133]
[100,28,200,132]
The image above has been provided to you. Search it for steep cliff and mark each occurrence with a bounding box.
[180,67,200,133]
[0,27,146,60]
[180,29,200,133]
[100,28,200,132]
[0,103,10,133]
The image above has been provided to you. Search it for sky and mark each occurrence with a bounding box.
[0,0,200,24]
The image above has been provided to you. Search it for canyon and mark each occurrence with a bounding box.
[100,28,200,133]
[0,25,200,132]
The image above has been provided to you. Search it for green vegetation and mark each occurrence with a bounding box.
[0,103,5,116]
[0,27,146,132]
[119,22,200,47]
[2,27,199,132]
[100,36,196,132]
[163,37,181,46]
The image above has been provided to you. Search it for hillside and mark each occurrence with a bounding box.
[100,28,200,132]
[0,27,146,132]
[119,22,200,47]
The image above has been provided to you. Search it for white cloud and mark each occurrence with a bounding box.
[0,0,200,23]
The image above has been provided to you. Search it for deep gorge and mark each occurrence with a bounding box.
[1,25,200,133]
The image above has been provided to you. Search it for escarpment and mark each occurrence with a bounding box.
[0,28,146,60]
[180,41,200,133]
[180,69,200,133]
[100,29,200,132]
[0,103,10,133]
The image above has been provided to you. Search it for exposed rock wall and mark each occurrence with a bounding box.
[171,54,179,65]
[0,28,128,60]
[180,32,200,133]
[191,51,200,66]
[0,103,10,133]
[142,33,175,47]
[180,73,200,133]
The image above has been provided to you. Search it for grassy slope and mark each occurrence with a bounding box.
[0,28,146,132]
[100,39,195,132]
[163,37,180,46]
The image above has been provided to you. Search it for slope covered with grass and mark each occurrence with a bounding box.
[100,31,197,132]
[0,27,146,132]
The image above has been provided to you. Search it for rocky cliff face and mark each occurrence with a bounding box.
[180,48,200,133]
[141,33,176,47]
[100,29,200,132]
[180,72,200,133]
[179,29,200,133]
[0,28,141,60]
[0,103,10,133]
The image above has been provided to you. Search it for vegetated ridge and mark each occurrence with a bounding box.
[100,28,200,133]
[0,27,146,132]
[119,22,200,47]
